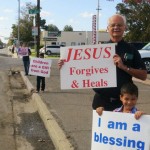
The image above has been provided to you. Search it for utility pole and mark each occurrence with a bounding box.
[36,0,40,57]
[96,0,101,44]
[18,0,20,47]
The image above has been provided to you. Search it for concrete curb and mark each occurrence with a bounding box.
[20,71,74,150]
[133,77,150,85]
[20,71,34,93]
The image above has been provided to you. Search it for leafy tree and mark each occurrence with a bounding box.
[11,2,47,44]
[42,25,48,31]
[47,24,59,32]
[63,25,73,31]
[40,18,46,28]
[116,0,150,42]
[10,2,35,44]
[12,19,33,43]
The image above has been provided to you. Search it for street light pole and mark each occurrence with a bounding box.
[18,0,20,47]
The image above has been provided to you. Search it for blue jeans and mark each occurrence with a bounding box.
[23,60,30,75]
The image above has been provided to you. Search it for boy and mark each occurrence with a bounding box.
[96,83,145,120]
[36,53,45,93]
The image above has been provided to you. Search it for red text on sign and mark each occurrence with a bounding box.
[65,47,111,62]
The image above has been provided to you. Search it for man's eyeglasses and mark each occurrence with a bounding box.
[108,24,124,28]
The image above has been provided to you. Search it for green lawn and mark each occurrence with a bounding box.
[30,49,60,58]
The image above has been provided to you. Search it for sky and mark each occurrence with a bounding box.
[0,0,123,43]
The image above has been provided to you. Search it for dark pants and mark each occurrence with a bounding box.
[23,60,30,75]
[36,76,45,92]
[92,93,122,111]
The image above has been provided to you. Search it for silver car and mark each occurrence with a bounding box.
[138,42,150,73]
[40,45,60,55]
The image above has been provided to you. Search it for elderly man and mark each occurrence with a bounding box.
[94,14,147,115]
[58,14,147,115]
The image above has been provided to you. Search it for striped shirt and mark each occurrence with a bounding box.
[113,105,138,114]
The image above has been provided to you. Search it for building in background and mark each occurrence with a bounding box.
[41,31,109,46]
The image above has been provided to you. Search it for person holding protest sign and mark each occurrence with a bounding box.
[93,14,147,113]
[96,82,145,120]
[18,42,31,76]
[58,14,147,113]
[36,53,45,93]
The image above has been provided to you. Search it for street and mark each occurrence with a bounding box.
[0,48,55,150]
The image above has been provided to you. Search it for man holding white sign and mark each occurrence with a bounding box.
[93,14,147,114]
[58,14,147,113]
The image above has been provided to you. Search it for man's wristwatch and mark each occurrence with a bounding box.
[127,67,130,71]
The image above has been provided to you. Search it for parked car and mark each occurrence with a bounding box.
[129,42,148,51]
[138,42,150,73]
[0,45,3,49]
[40,45,63,55]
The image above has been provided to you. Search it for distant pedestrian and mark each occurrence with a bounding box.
[19,42,31,76]
[36,53,45,93]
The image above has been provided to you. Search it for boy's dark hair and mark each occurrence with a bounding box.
[120,83,138,97]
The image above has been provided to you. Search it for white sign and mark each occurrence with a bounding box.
[29,58,52,77]
[32,27,38,36]
[91,111,150,150]
[60,43,116,89]
[17,47,29,56]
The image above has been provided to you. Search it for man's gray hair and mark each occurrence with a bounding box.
[108,14,127,25]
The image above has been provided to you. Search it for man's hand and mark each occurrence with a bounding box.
[58,59,65,70]
[113,54,127,71]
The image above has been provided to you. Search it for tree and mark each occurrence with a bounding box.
[10,2,35,44]
[40,18,46,29]
[116,0,150,42]
[63,25,73,31]
[47,24,59,32]
[12,19,33,43]
[11,2,47,44]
